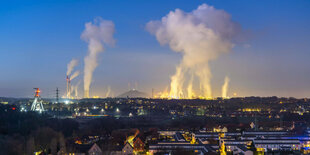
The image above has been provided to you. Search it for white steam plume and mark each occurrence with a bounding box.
[70,81,81,98]
[70,85,75,96]
[81,17,116,98]
[222,76,230,98]
[67,59,78,76]
[70,70,80,81]
[105,86,111,98]
[146,4,240,98]
[74,81,81,98]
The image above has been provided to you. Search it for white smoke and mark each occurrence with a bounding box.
[70,70,80,81]
[75,81,81,98]
[70,85,74,96]
[222,76,230,98]
[81,17,116,98]
[70,81,81,98]
[105,86,111,98]
[66,59,78,76]
[146,4,240,98]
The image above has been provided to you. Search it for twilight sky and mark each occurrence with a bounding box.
[0,0,310,98]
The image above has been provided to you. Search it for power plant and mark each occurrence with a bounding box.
[66,59,80,99]
[146,3,238,99]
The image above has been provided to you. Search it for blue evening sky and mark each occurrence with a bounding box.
[0,0,309,98]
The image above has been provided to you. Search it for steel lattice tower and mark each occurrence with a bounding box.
[30,88,44,113]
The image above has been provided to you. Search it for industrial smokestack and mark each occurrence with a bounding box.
[222,76,230,98]
[81,17,116,98]
[68,78,71,98]
[66,59,79,99]
[146,3,240,99]
[66,76,69,98]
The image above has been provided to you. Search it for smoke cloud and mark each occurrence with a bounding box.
[70,70,80,81]
[146,4,240,98]
[81,17,116,98]
[222,76,230,98]
[66,59,78,76]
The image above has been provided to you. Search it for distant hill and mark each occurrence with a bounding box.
[117,89,149,98]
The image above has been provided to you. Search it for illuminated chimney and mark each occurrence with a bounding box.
[66,76,69,98]
[68,79,71,98]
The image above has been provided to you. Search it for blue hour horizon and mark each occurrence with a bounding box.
[0,0,310,98]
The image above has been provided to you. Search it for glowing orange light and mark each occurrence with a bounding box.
[34,88,40,97]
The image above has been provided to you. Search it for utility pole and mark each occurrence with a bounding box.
[56,88,59,103]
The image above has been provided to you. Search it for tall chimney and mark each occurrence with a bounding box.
[68,79,71,99]
[66,76,69,98]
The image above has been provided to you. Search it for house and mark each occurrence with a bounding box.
[88,143,103,155]
[232,145,253,155]
[253,139,301,152]
[133,137,145,152]
[149,143,213,155]
[175,132,186,142]
[122,142,134,155]
[67,143,102,155]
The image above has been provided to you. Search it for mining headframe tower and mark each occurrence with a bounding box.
[30,88,45,113]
